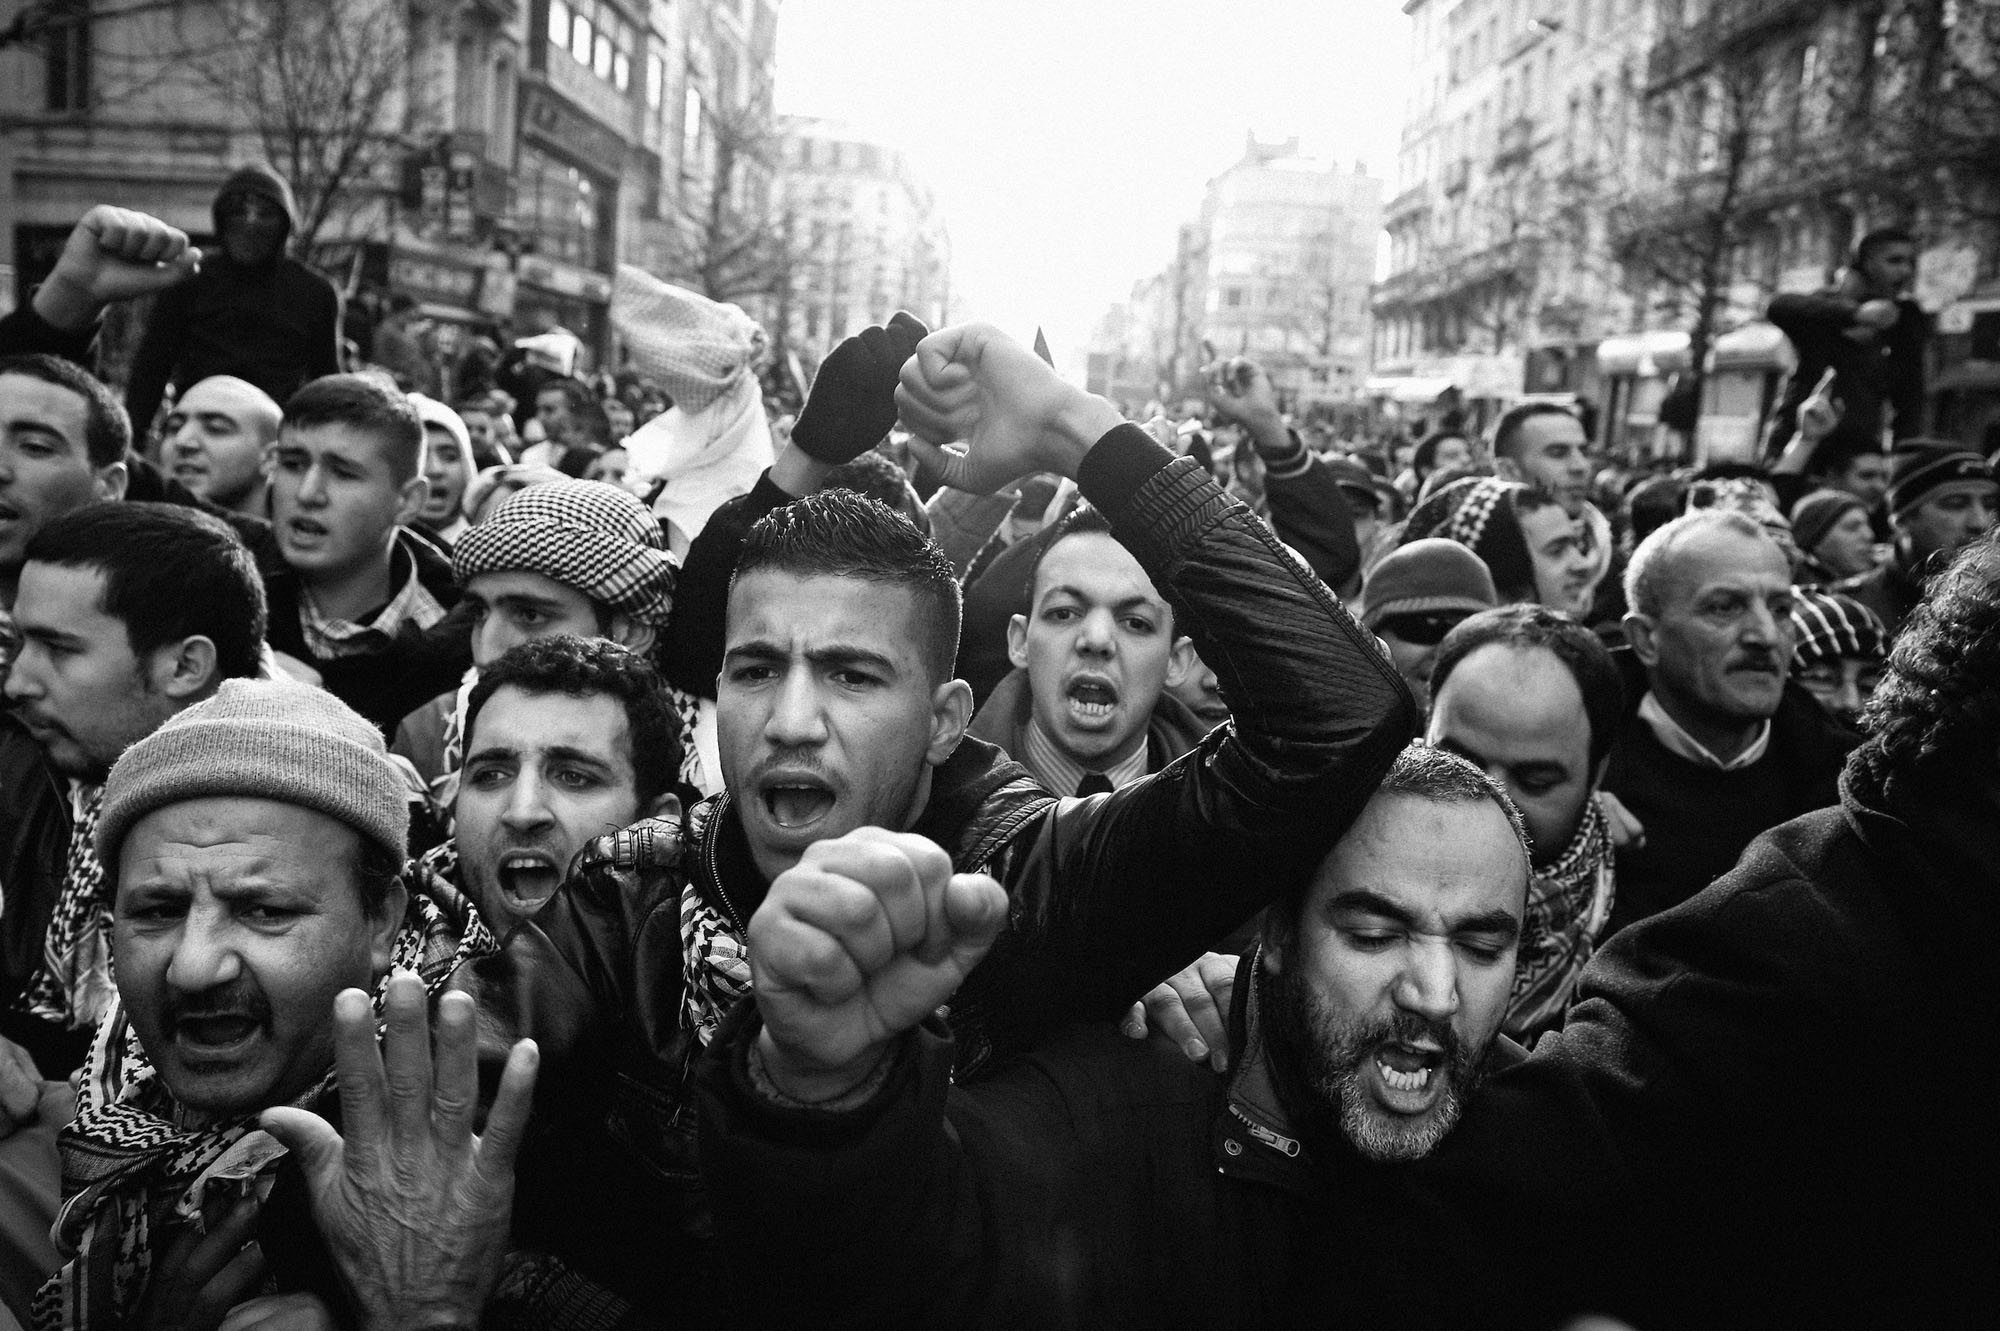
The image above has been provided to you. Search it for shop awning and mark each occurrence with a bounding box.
[1596,330,1691,376]
[1711,322,1794,373]
[1362,375,1456,403]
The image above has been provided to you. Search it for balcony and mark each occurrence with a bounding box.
[1645,0,1823,91]
[1386,182,1432,221]
[1442,156,1471,196]
[1493,116,1536,170]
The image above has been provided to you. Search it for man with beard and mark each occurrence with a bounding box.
[687,744,1527,1326]
[965,503,1204,795]
[427,635,683,931]
[1601,509,1856,931]
[123,166,341,437]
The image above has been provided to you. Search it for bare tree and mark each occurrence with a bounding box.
[1841,0,2000,231]
[187,0,411,253]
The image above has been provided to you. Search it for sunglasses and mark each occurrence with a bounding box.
[1375,612,1469,646]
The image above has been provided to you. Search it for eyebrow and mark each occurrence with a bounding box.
[18,623,86,649]
[1040,585,1162,613]
[1326,888,1521,941]
[725,640,901,675]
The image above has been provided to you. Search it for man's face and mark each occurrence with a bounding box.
[420,424,470,527]
[1860,241,1916,296]
[1164,648,1229,729]
[720,571,966,882]
[1794,655,1883,731]
[455,686,655,930]
[460,409,496,452]
[1428,644,1595,864]
[535,389,574,440]
[4,562,178,781]
[1373,612,1469,715]
[269,423,423,580]
[1812,507,1878,578]
[0,373,123,580]
[1830,453,1889,507]
[1263,791,1525,1163]
[1632,528,1795,729]
[114,798,400,1115]
[1897,487,1998,566]
[164,378,277,508]
[1519,504,1595,616]
[603,400,635,441]
[1506,414,1591,516]
[1008,532,1188,769]
[464,570,605,667]
[1430,437,1473,473]
[217,191,285,267]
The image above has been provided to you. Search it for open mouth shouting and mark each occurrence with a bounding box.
[1367,1037,1449,1114]
[284,515,330,546]
[496,848,564,914]
[1064,673,1121,730]
[756,770,838,834]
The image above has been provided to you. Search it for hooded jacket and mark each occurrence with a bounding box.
[124,165,342,433]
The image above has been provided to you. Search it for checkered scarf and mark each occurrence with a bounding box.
[452,480,679,629]
[16,784,118,1035]
[34,888,497,1331]
[610,265,765,414]
[1503,794,1616,1040]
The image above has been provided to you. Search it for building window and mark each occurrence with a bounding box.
[517,143,612,270]
[44,0,91,112]
[549,0,636,94]
[646,52,665,110]
[682,86,704,174]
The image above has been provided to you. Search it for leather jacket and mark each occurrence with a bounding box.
[464,424,1417,1313]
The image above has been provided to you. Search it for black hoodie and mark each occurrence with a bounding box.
[124,163,342,433]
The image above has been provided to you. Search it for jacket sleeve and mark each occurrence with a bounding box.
[948,425,1417,1063]
[0,302,98,366]
[1767,291,1858,338]
[1257,427,1359,590]
[123,287,183,437]
[1884,298,1930,438]
[657,470,795,699]
[308,278,343,381]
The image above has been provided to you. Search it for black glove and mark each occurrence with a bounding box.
[788,310,929,464]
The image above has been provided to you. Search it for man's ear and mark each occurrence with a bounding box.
[368,876,409,976]
[926,677,974,767]
[395,473,429,525]
[1624,611,1660,669]
[1163,634,1197,690]
[644,790,683,822]
[1258,909,1288,977]
[147,635,220,701]
[608,614,658,657]
[1494,456,1522,484]
[1006,613,1029,671]
[93,459,128,503]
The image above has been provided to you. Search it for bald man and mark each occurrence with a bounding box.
[161,374,282,517]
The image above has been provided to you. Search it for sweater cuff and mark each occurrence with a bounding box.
[1257,426,1313,480]
[1075,422,1179,519]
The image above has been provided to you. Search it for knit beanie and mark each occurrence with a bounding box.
[1886,442,1996,519]
[1789,488,1868,557]
[1787,588,1889,668]
[98,678,410,872]
[1361,538,1500,629]
[453,478,676,627]
[1399,476,1535,598]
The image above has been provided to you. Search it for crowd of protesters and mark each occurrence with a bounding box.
[0,176,1992,1331]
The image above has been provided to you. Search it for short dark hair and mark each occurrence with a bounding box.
[0,353,130,467]
[463,635,683,810]
[1853,530,2000,793]
[1430,604,1625,771]
[733,489,962,685]
[282,374,425,482]
[1412,431,1469,476]
[25,502,267,680]
[1855,226,1915,267]
[354,835,405,919]
[1806,436,1885,481]
[1024,502,1172,633]
[1492,402,1580,462]
[1269,742,1530,949]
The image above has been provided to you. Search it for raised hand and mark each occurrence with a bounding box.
[35,205,200,331]
[1204,357,1280,427]
[259,974,538,1331]
[789,311,929,464]
[750,826,1009,1101]
[1122,951,1240,1072]
[895,323,1123,493]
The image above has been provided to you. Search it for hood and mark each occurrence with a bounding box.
[212,163,298,253]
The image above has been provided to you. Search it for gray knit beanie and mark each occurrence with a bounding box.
[98,678,410,871]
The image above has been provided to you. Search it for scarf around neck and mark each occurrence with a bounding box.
[1504,793,1617,1040]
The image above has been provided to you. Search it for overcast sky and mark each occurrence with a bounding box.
[775,0,1413,374]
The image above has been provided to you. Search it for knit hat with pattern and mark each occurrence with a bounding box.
[1399,476,1535,599]
[453,478,676,627]
[97,678,410,871]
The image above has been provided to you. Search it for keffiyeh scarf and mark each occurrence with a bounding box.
[34,889,497,1331]
[1504,793,1616,1040]
[16,784,118,1033]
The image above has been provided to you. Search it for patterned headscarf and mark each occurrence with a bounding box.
[15,784,117,1034]
[1401,477,1536,599]
[453,479,678,629]
[1503,793,1616,1040]
[35,888,496,1331]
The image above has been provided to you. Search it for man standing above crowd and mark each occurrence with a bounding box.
[261,374,471,735]
[1836,440,1996,636]
[123,166,341,437]
[1765,226,1929,458]
[159,375,281,520]
[1425,605,1623,1038]
[1602,509,1855,931]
